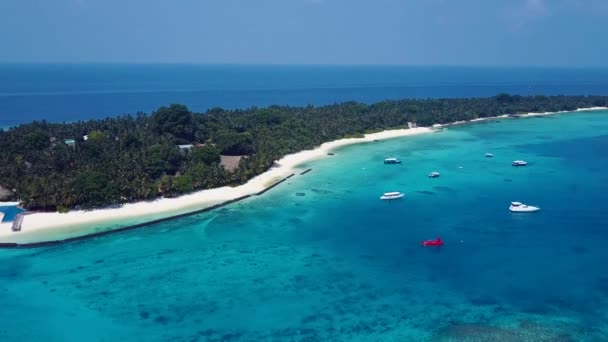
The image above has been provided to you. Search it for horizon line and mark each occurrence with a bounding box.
[1,62,607,69]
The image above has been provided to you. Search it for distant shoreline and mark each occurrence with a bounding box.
[1,106,606,247]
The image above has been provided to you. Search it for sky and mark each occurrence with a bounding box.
[0,0,607,66]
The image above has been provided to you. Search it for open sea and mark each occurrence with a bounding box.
[1,109,608,341]
[2,64,608,128]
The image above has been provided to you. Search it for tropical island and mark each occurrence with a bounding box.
[2,94,608,211]
[0,94,607,245]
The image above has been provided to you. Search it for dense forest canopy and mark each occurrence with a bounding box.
[1,94,606,211]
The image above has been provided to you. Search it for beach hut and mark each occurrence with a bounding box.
[0,185,12,201]
[220,155,244,172]
[177,144,194,155]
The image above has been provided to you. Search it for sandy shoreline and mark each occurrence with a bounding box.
[431,107,608,128]
[0,126,433,245]
[0,202,21,206]
[1,106,606,246]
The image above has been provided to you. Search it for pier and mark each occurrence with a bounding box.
[255,174,295,196]
[11,213,24,232]
[0,173,299,248]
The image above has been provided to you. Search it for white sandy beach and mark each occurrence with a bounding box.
[522,106,608,117]
[433,107,608,129]
[0,126,433,244]
[0,201,21,206]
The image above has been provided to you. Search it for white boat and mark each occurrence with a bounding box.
[428,172,440,178]
[384,158,401,164]
[380,192,404,200]
[509,201,540,212]
[485,153,494,158]
[512,160,527,166]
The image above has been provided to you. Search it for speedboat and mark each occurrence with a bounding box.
[428,172,440,178]
[485,153,494,158]
[512,160,527,166]
[380,192,404,200]
[509,201,540,212]
[422,237,443,247]
[384,158,401,164]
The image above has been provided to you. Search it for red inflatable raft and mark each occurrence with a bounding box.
[421,237,443,247]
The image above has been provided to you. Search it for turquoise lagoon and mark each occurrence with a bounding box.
[1,111,608,341]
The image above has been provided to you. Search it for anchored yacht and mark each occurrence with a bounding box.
[512,160,527,166]
[384,158,401,164]
[428,172,440,178]
[509,202,540,212]
[380,192,404,200]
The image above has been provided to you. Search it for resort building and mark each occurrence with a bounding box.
[220,155,243,172]
[177,144,195,155]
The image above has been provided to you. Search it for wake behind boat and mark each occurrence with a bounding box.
[380,192,404,200]
[509,201,540,212]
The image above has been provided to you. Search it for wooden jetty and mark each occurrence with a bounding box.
[11,213,24,232]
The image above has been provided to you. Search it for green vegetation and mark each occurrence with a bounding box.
[1,94,606,211]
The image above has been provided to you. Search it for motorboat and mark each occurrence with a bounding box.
[509,201,540,212]
[422,237,443,247]
[485,153,494,158]
[512,160,527,166]
[380,192,404,200]
[428,172,440,178]
[384,158,401,164]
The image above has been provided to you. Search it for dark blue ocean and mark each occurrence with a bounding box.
[2,64,608,128]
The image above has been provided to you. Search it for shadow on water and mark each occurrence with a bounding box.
[433,186,457,193]
[0,256,30,278]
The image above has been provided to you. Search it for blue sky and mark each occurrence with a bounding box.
[0,0,606,66]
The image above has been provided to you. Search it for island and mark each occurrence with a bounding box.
[0,94,607,246]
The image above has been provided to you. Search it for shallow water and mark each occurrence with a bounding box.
[1,111,608,341]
